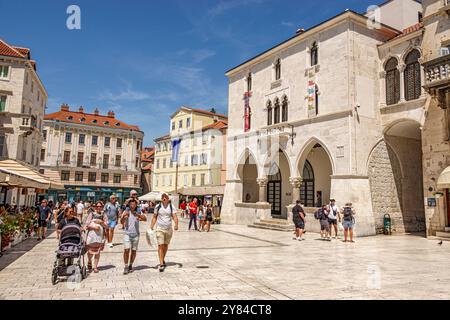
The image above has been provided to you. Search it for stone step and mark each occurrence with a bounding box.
[248,224,295,232]
[259,219,290,225]
[435,231,450,239]
[253,222,294,229]
[445,227,450,232]
[428,236,450,242]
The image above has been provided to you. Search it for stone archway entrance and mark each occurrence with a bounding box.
[300,160,314,207]
[237,151,259,203]
[267,164,282,217]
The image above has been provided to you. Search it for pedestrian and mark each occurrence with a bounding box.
[327,199,340,239]
[198,204,205,232]
[120,198,147,275]
[188,197,198,231]
[341,203,356,243]
[150,193,179,272]
[104,194,121,248]
[318,205,330,240]
[76,200,85,223]
[292,201,306,241]
[84,201,108,273]
[123,190,140,211]
[315,191,322,207]
[55,201,69,239]
[179,200,187,219]
[205,204,213,232]
[57,206,81,230]
[36,199,52,241]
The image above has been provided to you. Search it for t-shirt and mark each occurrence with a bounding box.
[189,202,198,215]
[58,218,81,230]
[292,205,305,222]
[328,205,339,220]
[156,203,176,231]
[104,202,120,221]
[124,210,141,237]
[38,205,52,221]
[180,203,187,210]
[76,203,84,214]
[320,208,329,221]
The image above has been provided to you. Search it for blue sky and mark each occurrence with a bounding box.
[0,0,377,145]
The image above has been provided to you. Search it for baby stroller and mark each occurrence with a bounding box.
[51,224,87,285]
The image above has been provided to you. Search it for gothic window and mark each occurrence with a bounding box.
[311,42,318,66]
[274,98,280,124]
[267,100,273,126]
[274,59,281,80]
[404,49,421,101]
[281,96,288,122]
[385,58,400,105]
[247,72,252,92]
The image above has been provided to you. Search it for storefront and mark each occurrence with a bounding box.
[45,186,141,204]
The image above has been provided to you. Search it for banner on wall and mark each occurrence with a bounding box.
[307,80,316,118]
[244,92,252,132]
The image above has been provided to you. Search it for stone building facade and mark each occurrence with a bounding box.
[0,38,48,206]
[222,0,432,236]
[40,105,144,203]
[141,146,154,195]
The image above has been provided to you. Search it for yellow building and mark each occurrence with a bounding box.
[152,107,227,203]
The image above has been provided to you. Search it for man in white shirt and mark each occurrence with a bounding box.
[76,200,85,222]
[150,193,179,272]
[327,199,340,239]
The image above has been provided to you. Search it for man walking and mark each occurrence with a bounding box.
[120,198,147,275]
[327,199,340,239]
[151,193,179,272]
[188,197,198,231]
[292,201,306,241]
[104,194,121,248]
[76,200,85,223]
[36,199,52,241]
[341,203,356,243]
[318,205,330,240]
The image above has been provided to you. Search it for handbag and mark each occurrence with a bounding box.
[146,229,157,247]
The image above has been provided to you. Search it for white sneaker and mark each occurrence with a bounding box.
[108,243,113,248]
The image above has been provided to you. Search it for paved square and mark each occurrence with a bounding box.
[1,218,449,300]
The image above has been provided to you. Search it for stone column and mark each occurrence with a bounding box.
[289,177,302,204]
[256,178,269,203]
[398,64,406,103]
[379,71,387,107]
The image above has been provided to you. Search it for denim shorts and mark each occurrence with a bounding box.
[108,220,117,229]
[123,234,139,250]
[343,220,354,230]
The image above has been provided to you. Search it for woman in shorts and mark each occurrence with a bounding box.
[205,204,213,232]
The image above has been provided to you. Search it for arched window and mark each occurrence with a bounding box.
[300,160,315,207]
[247,72,252,92]
[404,49,421,101]
[267,100,273,126]
[281,96,288,122]
[385,57,400,105]
[274,98,280,124]
[311,42,318,66]
[274,58,281,80]
[315,85,319,115]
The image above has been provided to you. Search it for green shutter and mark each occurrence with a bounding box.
[0,96,6,112]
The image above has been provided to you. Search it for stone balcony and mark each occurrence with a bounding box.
[424,53,450,109]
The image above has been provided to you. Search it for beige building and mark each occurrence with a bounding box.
[421,0,450,238]
[41,104,144,203]
[0,38,48,206]
[221,0,433,236]
[152,107,227,203]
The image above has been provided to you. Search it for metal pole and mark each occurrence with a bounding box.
[175,162,179,195]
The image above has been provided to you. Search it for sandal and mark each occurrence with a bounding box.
[93,268,99,273]
[87,263,93,271]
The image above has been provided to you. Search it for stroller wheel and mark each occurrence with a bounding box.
[51,270,58,285]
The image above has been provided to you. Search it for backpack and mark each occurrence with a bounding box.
[343,207,353,221]
[314,209,322,220]
[155,203,173,216]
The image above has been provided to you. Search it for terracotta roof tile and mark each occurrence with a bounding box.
[44,108,141,131]
[201,120,228,131]
[0,39,26,58]
[391,22,423,41]
[141,147,155,162]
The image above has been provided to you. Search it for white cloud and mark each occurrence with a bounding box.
[208,0,265,18]
[97,87,150,102]
[281,21,295,28]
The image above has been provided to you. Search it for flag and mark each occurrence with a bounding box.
[171,138,181,163]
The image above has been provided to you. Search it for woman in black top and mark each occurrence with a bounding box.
[205,204,213,232]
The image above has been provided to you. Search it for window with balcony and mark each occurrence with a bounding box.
[0,95,6,112]
[102,155,109,169]
[40,149,45,161]
[79,134,85,145]
[101,173,109,183]
[90,153,97,166]
[77,152,84,167]
[104,136,111,147]
[116,138,122,148]
[61,171,70,181]
[115,155,121,167]
[88,172,96,182]
[0,65,9,79]
[63,151,71,164]
[92,135,98,146]
[65,132,72,144]
[75,171,83,182]
[404,49,421,101]
[113,174,121,184]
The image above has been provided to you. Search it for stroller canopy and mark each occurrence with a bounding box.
[60,224,82,244]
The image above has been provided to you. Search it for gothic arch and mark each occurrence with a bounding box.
[295,137,335,177]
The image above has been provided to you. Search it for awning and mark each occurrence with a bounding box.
[0,159,64,190]
[177,185,225,196]
[437,166,450,189]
